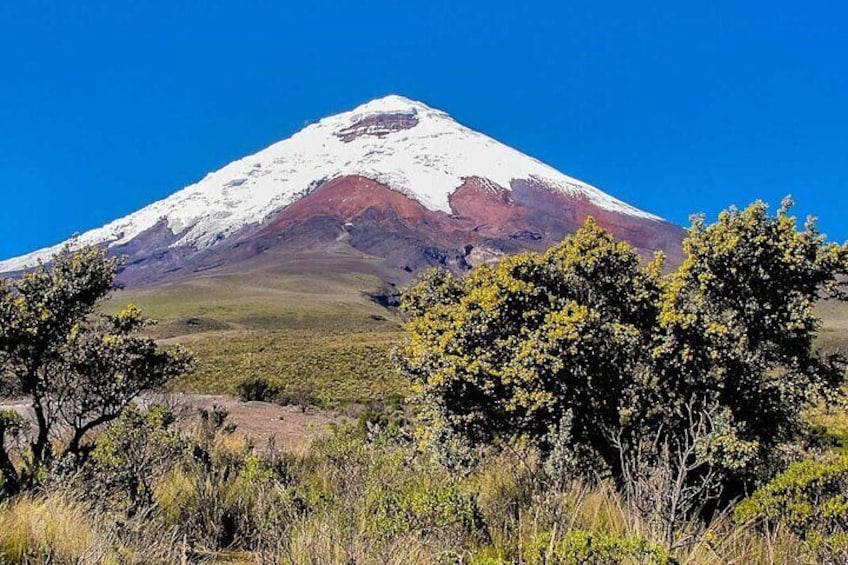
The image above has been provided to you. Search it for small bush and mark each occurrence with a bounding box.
[366,477,486,542]
[522,530,677,565]
[87,404,182,513]
[236,376,281,402]
[277,386,322,411]
[735,455,848,537]
[734,454,848,562]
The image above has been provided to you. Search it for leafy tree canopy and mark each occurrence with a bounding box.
[398,200,848,488]
[0,245,192,494]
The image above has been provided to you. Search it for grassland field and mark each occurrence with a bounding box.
[104,255,408,409]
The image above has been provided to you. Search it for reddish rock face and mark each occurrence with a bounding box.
[259,176,434,227]
[110,174,684,287]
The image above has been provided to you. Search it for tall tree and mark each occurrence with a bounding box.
[398,219,663,472]
[652,199,848,482]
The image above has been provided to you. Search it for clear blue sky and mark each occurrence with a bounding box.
[1,0,846,260]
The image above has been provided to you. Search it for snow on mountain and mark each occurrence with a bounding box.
[0,94,663,273]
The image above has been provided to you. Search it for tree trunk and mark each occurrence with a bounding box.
[64,411,118,460]
[28,393,51,483]
[0,440,20,496]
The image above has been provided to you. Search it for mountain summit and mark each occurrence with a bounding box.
[0,95,683,283]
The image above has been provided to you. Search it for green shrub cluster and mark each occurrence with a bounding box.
[236,375,281,402]
[735,454,848,560]
[520,530,677,565]
[735,455,848,534]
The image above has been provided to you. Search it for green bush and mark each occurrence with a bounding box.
[277,385,323,411]
[87,404,182,513]
[521,530,677,565]
[733,454,848,565]
[735,455,848,537]
[236,376,281,402]
[366,477,486,541]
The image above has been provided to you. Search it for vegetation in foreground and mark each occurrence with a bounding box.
[3,409,848,564]
[0,199,847,564]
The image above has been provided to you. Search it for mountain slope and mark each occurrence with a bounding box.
[0,95,683,283]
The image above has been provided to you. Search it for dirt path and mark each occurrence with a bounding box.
[0,393,349,453]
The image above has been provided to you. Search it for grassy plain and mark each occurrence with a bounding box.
[818,298,848,353]
[105,251,408,408]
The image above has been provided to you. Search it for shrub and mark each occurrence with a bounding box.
[366,476,486,542]
[284,422,489,561]
[277,384,322,411]
[735,455,848,537]
[398,220,661,473]
[734,454,848,561]
[521,530,677,565]
[0,246,192,493]
[87,404,182,513]
[236,376,281,402]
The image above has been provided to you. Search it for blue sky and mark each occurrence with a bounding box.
[1,0,846,259]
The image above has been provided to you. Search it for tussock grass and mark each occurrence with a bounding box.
[0,494,108,564]
[0,428,831,564]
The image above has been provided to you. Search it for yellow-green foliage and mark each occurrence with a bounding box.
[520,530,677,565]
[0,245,192,494]
[735,455,848,537]
[655,200,848,460]
[399,219,661,469]
[89,404,182,512]
[364,469,484,541]
[399,203,848,491]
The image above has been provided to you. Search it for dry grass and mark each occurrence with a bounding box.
[0,494,111,564]
[0,442,827,564]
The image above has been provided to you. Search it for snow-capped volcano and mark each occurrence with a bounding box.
[0,95,682,282]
